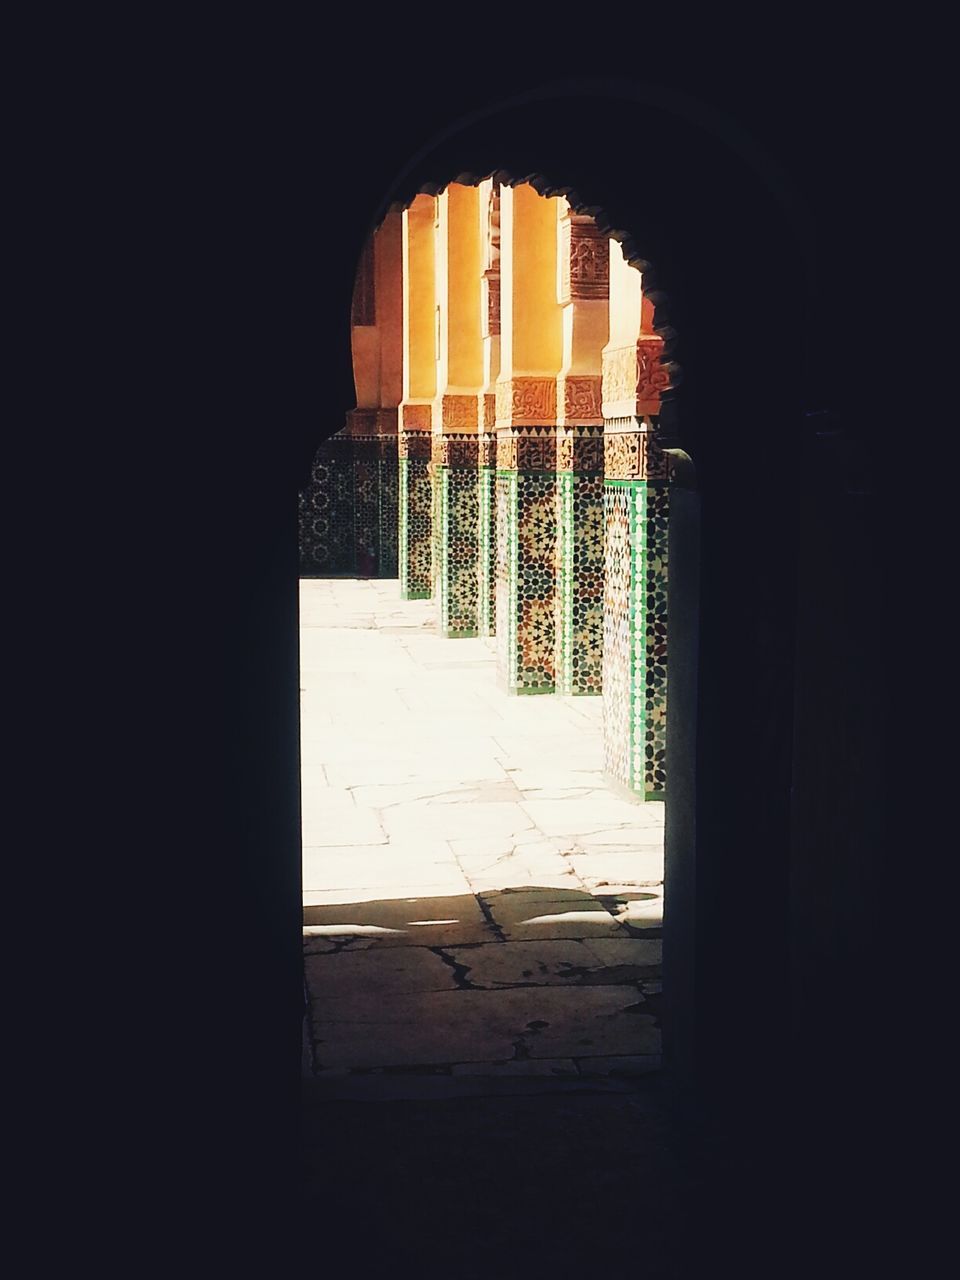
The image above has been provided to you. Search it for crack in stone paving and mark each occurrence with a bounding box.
[474,895,507,941]
[429,947,476,990]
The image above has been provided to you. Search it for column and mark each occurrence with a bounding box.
[554,202,608,695]
[374,212,403,577]
[399,194,436,598]
[602,239,672,799]
[477,179,501,642]
[298,426,355,575]
[495,182,563,693]
[431,183,484,637]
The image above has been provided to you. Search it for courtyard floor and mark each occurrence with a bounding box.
[300,576,665,1094]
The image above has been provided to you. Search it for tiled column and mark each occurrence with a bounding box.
[346,409,380,576]
[399,194,437,600]
[602,337,672,799]
[432,429,481,636]
[556,426,605,694]
[398,406,432,598]
[477,421,497,638]
[554,203,609,695]
[376,408,399,578]
[495,418,559,693]
[430,184,484,637]
[298,429,356,575]
[478,181,501,643]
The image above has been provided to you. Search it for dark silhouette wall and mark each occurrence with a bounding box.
[146,50,901,1271]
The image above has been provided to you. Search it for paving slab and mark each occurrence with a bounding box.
[308,985,660,1070]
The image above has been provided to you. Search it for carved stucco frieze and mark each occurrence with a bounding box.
[602,337,670,417]
[432,433,481,467]
[495,425,559,472]
[603,427,670,480]
[559,214,608,304]
[440,395,479,431]
[398,429,431,459]
[401,403,432,431]
[558,375,603,425]
[495,377,557,428]
[557,425,604,473]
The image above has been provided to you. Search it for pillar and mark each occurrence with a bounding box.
[431,184,484,637]
[399,195,436,598]
[554,202,608,695]
[495,182,564,693]
[374,213,403,577]
[298,428,355,575]
[602,239,672,798]
[477,179,501,642]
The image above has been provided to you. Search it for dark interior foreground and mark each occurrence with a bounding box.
[124,53,919,1276]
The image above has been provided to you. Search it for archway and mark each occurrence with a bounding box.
[300,175,684,1090]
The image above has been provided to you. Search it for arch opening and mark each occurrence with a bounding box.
[300,175,689,1091]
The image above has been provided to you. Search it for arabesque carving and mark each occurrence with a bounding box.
[560,375,603,424]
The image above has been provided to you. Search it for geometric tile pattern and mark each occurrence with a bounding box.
[478,435,497,638]
[353,439,379,577]
[555,427,604,696]
[377,447,399,578]
[496,450,558,695]
[298,435,356,575]
[433,461,480,637]
[602,478,669,799]
[399,455,432,599]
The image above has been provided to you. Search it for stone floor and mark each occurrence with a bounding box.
[301,577,665,1093]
